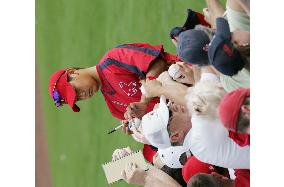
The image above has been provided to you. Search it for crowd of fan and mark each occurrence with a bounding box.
[117,0,250,186]
[48,0,250,186]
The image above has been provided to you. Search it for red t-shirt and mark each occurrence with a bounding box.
[234,169,250,187]
[96,43,177,120]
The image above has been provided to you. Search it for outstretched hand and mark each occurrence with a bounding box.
[124,102,148,120]
[140,79,162,98]
[112,147,132,161]
[121,163,147,186]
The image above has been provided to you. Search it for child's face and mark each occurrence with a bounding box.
[69,71,99,101]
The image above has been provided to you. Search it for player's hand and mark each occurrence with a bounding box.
[125,102,148,119]
[140,79,162,98]
[121,163,147,185]
[112,147,132,161]
[131,126,150,144]
[174,62,195,85]
[120,120,133,135]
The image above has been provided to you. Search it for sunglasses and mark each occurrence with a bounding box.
[52,70,67,107]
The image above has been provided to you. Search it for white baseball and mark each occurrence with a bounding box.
[140,85,148,96]
[168,64,182,80]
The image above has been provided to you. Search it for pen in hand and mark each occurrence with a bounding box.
[107,124,124,134]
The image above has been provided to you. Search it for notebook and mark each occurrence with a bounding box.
[102,150,148,184]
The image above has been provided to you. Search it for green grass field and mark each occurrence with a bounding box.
[36,0,224,186]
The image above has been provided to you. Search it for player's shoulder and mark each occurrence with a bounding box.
[116,42,163,49]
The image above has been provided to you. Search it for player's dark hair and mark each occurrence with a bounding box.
[66,67,82,82]
[161,165,187,187]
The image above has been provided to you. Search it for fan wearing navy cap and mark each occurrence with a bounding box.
[169,9,211,47]
[208,17,249,92]
[48,43,179,162]
[176,17,249,92]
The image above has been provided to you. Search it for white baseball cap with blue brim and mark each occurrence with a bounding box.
[141,95,171,149]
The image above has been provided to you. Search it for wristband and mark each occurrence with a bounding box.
[146,76,156,80]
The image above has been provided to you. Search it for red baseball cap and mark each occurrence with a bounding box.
[182,156,215,183]
[48,69,80,112]
[219,88,250,132]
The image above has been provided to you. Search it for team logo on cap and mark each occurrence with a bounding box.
[203,44,209,52]
[222,44,233,57]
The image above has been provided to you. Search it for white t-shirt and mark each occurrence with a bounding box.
[220,68,250,92]
[200,69,250,93]
[186,115,250,169]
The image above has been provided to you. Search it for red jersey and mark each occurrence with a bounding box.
[96,43,178,120]
[234,169,250,187]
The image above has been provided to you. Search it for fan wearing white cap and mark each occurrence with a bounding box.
[141,95,192,150]
[141,91,250,170]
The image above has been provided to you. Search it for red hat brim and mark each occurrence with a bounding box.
[49,69,80,112]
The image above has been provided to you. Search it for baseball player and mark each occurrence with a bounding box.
[48,42,178,162]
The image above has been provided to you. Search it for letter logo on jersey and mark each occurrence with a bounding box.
[119,81,138,97]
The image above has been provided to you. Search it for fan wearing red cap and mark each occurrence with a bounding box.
[219,88,250,147]
[187,169,250,187]
[182,156,229,184]
[48,43,179,162]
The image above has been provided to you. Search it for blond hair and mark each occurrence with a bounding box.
[186,81,226,117]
